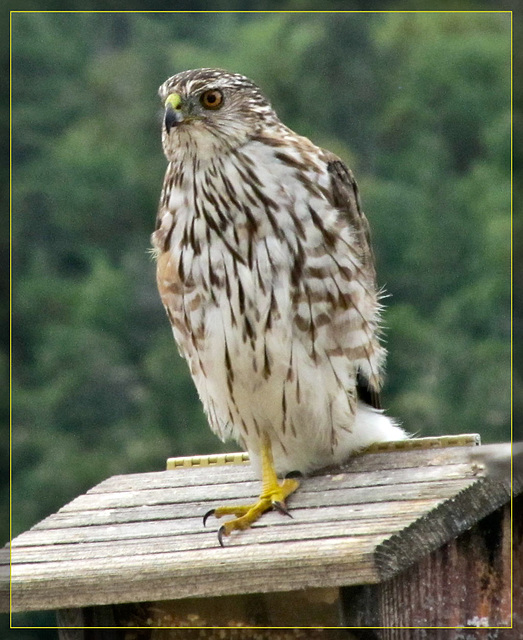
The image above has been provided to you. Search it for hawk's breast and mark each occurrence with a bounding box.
[153,139,387,474]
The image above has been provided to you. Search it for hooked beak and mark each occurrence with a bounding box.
[164,93,184,134]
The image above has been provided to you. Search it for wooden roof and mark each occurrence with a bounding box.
[1,439,517,614]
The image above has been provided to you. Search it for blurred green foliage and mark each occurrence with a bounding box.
[10,11,510,553]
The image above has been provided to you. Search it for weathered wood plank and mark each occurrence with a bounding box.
[31,497,438,531]
[78,463,478,505]
[341,496,518,635]
[374,477,511,580]
[4,442,515,617]
[11,519,423,564]
[91,464,253,493]
[15,509,427,548]
[325,445,486,473]
[90,455,476,493]
[12,479,473,552]
[82,441,484,496]
[48,477,476,514]
[11,535,385,612]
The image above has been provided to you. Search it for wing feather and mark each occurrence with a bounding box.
[325,154,383,410]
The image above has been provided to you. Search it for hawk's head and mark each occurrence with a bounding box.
[159,68,278,160]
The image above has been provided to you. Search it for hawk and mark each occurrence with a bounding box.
[152,68,407,545]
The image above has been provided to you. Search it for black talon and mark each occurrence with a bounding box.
[272,501,293,518]
[203,509,215,527]
[217,525,226,547]
[285,470,303,479]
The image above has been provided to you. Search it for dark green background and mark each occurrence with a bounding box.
[5,5,516,635]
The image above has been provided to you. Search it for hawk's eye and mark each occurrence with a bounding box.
[200,89,224,110]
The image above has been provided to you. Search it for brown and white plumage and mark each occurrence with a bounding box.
[152,68,406,479]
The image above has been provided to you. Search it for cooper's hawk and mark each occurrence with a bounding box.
[152,68,407,545]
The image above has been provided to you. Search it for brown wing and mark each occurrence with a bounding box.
[325,155,377,283]
[325,154,382,410]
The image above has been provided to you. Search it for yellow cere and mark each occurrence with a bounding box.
[165,93,182,110]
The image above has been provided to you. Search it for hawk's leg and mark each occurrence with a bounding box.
[203,435,300,546]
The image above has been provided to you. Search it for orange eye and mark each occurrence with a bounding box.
[200,89,224,110]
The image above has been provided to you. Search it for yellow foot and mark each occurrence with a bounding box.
[203,435,301,546]
[203,475,300,546]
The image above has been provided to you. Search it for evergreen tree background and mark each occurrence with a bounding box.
[6,7,513,634]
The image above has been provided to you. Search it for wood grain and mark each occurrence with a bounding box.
[341,495,520,637]
[3,442,516,614]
